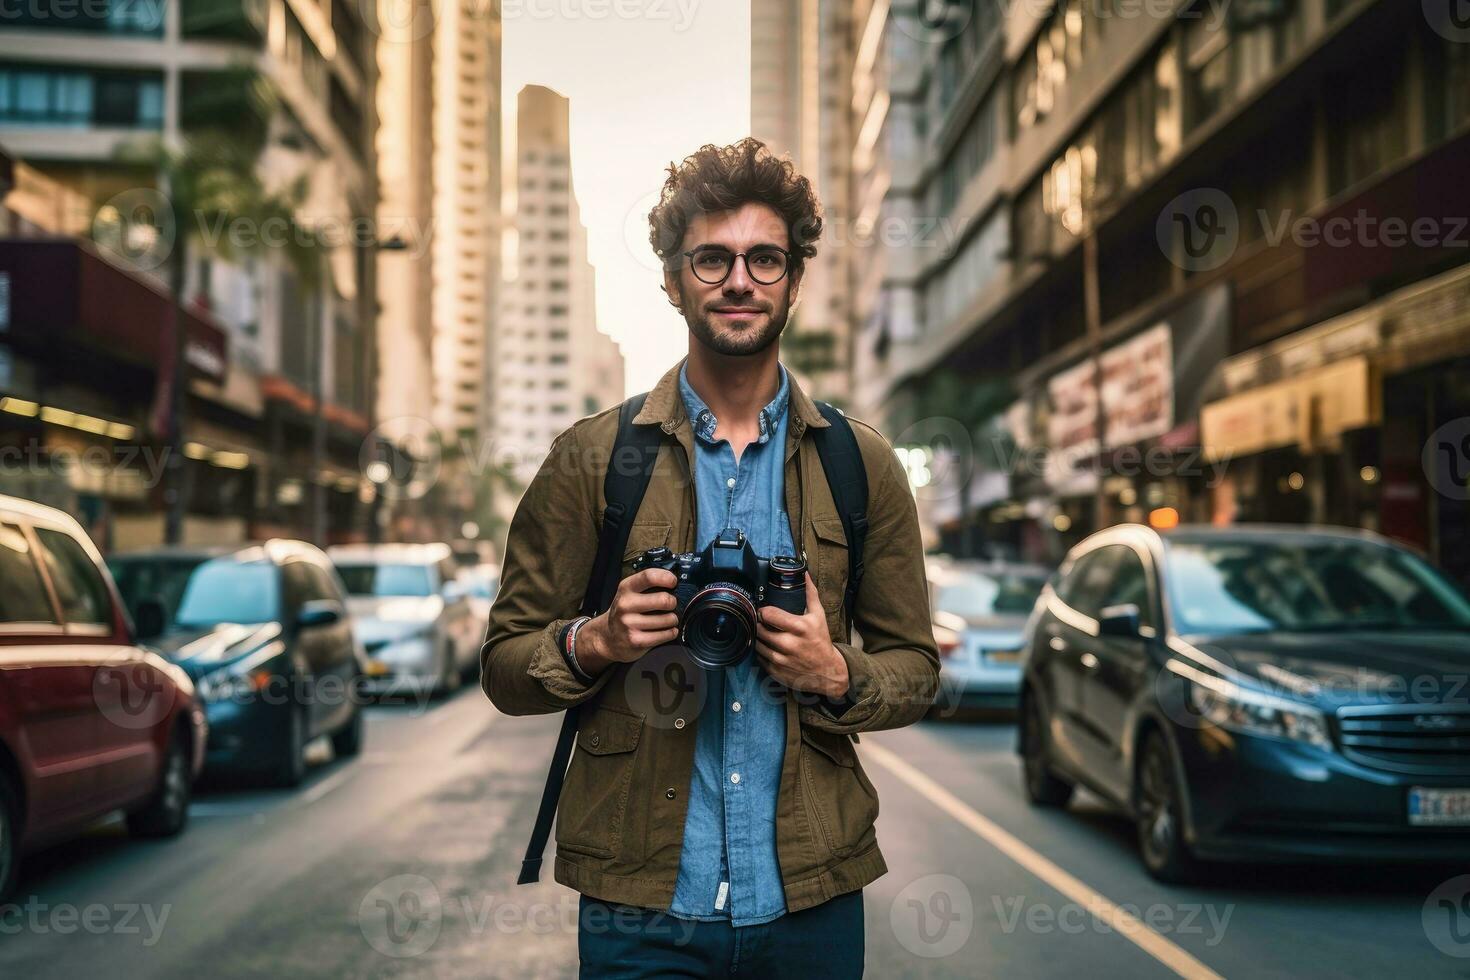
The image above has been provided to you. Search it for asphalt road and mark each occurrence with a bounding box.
[0,689,1465,978]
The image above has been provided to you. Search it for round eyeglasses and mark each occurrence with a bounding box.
[683,246,792,286]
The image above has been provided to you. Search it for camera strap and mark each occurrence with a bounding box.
[519,392,660,885]
[518,393,869,885]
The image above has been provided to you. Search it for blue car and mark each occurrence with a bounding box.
[1018,523,1470,882]
[927,558,1051,714]
[109,540,367,787]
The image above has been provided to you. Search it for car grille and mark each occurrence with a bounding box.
[1337,704,1470,776]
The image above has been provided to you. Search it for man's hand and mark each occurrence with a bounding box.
[574,568,681,676]
[754,572,850,699]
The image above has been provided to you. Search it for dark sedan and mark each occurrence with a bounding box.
[110,541,366,787]
[1018,523,1470,882]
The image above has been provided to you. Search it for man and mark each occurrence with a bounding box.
[482,138,939,978]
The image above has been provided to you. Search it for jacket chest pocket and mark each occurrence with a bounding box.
[811,517,850,634]
[618,521,673,580]
[556,705,645,859]
[798,727,878,862]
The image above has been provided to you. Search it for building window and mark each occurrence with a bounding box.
[0,65,165,127]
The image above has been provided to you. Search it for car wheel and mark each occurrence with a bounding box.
[1135,730,1202,884]
[0,773,20,903]
[1021,693,1075,807]
[126,731,191,838]
[330,698,365,758]
[271,703,308,788]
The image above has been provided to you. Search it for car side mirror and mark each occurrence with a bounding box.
[133,597,168,641]
[1097,603,1142,638]
[297,599,343,630]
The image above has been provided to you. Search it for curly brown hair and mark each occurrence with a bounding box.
[648,137,823,275]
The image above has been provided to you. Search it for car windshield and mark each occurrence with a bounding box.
[336,563,434,597]
[173,560,281,628]
[109,556,207,627]
[936,571,1047,619]
[1165,539,1470,634]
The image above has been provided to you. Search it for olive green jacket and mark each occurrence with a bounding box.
[481,358,940,913]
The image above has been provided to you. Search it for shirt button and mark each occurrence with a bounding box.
[730,772,741,785]
[731,701,741,712]
[665,788,677,799]
[726,477,736,489]
[674,717,686,730]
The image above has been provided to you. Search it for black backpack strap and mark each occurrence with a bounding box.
[810,402,869,634]
[519,393,661,885]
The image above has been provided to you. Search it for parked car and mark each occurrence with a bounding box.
[458,564,499,640]
[1018,523,1470,882]
[327,543,479,697]
[109,541,365,787]
[927,559,1051,713]
[0,495,207,901]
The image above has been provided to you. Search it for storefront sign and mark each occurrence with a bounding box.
[1201,355,1377,461]
[1100,322,1173,447]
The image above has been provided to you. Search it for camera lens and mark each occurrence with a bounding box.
[682,584,758,670]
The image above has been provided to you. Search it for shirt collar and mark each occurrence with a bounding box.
[678,362,791,447]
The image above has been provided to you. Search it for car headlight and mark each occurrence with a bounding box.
[197,668,259,705]
[1187,679,1331,749]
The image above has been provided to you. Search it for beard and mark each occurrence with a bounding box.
[680,284,792,357]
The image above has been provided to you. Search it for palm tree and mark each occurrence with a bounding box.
[93,69,323,544]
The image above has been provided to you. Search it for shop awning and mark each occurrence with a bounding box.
[0,238,228,385]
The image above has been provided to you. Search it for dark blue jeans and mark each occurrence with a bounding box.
[577,890,865,979]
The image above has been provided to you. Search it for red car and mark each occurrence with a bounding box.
[0,495,207,901]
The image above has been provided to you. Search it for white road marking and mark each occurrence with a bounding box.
[862,741,1227,980]
[298,765,356,806]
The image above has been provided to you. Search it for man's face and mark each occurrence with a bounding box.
[665,202,803,357]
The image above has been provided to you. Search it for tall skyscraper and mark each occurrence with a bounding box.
[750,0,853,404]
[497,85,623,489]
[431,0,502,444]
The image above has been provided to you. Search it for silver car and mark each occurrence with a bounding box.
[928,559,1052,714]
[327,543,479,698]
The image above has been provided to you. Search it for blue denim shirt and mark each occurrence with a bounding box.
[667,362,793,927]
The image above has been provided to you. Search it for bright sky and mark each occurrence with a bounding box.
[502,1,752,395]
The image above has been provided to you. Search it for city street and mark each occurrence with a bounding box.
[0,689,1458,979]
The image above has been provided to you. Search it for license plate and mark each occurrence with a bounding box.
[986,649,1021,664]
[1408,787,1470,826]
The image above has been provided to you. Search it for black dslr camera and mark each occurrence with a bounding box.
[630,527,807,671]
